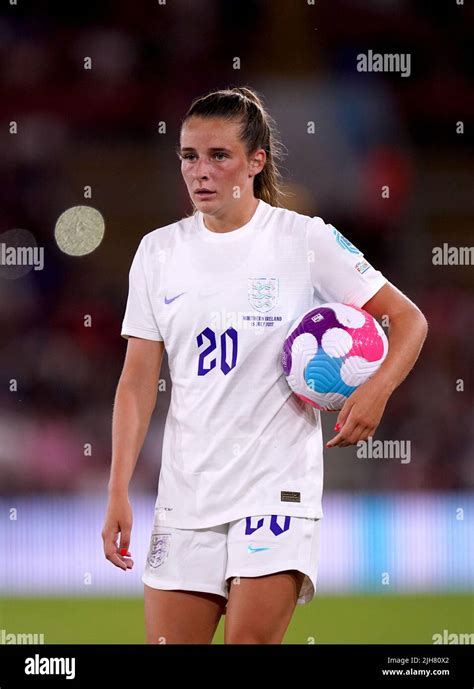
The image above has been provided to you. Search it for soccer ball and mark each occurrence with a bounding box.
[281,303,388,411]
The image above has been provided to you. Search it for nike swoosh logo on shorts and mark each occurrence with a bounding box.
[164,292,186,304]
[247,545,271,553]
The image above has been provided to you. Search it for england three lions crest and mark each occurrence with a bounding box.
[147,532,171,569]
[248,277,279,313]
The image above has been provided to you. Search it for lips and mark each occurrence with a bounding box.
[194,190,216,196]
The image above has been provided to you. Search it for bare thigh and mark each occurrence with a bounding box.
[144,584,227,644]
[224,570,305,644]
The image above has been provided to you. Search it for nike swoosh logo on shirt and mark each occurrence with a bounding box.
[247,545,271,553]
[164,292,186,304]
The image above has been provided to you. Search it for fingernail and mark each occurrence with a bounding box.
[334,423,341,431]
[120,548,129,556]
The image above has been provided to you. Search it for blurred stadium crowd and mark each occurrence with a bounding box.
[0,1,472,496]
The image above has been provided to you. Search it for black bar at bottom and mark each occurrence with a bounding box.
[0,643,472,687]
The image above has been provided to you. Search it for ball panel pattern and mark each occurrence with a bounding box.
[282,302,388,411]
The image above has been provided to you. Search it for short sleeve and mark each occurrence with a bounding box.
[121,239,163,341]
[306,217,387,308]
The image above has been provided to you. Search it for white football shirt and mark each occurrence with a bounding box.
[121,199,387,528]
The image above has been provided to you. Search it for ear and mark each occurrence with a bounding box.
[250,148,266,176]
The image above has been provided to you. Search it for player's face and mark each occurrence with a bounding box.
[179,116,264,214]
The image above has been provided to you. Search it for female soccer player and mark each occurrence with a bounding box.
[102,86,428,644]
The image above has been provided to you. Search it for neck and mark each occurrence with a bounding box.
[202,197,260,233]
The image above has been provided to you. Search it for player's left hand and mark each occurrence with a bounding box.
[325,379,390,448]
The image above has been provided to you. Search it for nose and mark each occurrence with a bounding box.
[193,157,211,180]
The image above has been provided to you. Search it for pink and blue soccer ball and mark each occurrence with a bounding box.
[281,303,388,411]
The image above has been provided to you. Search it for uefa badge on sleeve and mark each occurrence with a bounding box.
[355,259,371,274]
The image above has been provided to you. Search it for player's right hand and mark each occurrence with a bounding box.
[102,494,135,571]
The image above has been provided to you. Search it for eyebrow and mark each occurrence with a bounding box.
[177,146,233,153]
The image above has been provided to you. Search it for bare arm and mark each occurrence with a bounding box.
[327,282,428,447]
[360,281,428,396]
[108,337,165,495]
[102,337,165,570]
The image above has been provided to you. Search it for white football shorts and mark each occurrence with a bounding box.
[142,513,322,605]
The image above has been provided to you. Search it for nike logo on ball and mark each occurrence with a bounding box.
[164,292,186,304]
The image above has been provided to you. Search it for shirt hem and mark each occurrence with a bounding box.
[351,275,388,309]
[153,504,324,529]
[121,325,164,341]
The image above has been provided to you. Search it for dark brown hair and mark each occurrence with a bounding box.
[178,86,288,207]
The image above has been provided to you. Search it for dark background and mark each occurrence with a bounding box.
[0,0,472,498]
